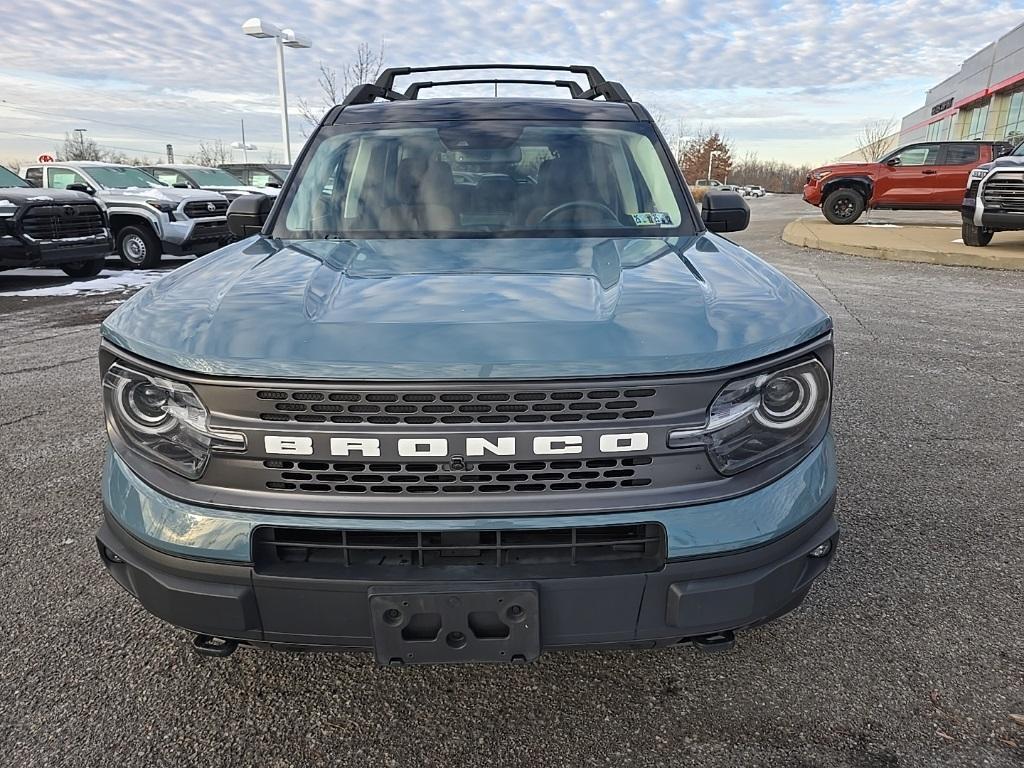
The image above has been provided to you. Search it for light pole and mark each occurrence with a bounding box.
[232,119,257,163]
[242,18,312,165]
[706,150,722,184]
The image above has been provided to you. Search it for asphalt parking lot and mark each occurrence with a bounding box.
[1,194,1021,767]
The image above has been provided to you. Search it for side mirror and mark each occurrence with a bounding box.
[227,193,273,238]
[266,181,283,189]
[886,157,901,167]
[173,182,192,189]
[701,190,749,233]
[66,182,95,195]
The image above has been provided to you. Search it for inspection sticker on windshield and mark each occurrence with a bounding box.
[631,212,672,226]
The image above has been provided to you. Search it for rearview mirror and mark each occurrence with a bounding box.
[66,182,95,195]
[701,190,749,233]
[227,193,274,238]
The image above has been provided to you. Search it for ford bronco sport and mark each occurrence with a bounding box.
[96,64,838,665]
[0,164,111,277]
[804,140,1013,224]
[961,141,1024,245]
[21,162,229,269]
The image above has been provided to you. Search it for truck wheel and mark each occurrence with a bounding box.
[117,225,162,269]
[61,259,105,278]
[821,188,865,225]
[961,218,994,247]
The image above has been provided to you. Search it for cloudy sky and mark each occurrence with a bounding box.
[2,0,1021,168]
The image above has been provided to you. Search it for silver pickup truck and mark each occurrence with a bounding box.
[22,162,229,268]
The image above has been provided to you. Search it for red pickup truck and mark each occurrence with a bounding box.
[803,141,1014,224]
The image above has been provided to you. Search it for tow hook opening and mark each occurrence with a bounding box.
[192,634,240,658]
[692,630,736,653]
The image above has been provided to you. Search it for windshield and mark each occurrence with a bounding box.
[89,166,166,189]
[0,166,28,188]
[274,121,688,239]
[188,167,245,186]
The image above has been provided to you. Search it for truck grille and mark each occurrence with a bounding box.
[256,386,658,425]
[981,174,1024,212]
[183,200,228,218]
[262,456,654,495]
[20,203,105,240]
[252,522,666,578]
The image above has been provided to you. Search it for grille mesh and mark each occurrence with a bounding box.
[183,200,228,218]
[982,175,1024,212]
[21,204,105,240]
[252,522,666,578]
[256,387,658,425]
[262,456,654,495]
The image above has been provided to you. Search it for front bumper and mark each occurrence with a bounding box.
[97,437,839,656]
[159,216,230,255]
[0,232,111,269]
[802,183,822,206]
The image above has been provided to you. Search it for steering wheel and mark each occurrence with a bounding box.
[539,200,620,225]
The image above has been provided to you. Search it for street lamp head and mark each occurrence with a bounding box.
[280,28,312,49]
[242,17,280,39]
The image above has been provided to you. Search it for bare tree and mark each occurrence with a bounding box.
[856,118,897,162]
[5,158,23,173]
[57,131,105,161]
[187,140,232,167]
[298,41,386,128]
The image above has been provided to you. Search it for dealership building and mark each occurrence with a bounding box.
[899,22,1024,146]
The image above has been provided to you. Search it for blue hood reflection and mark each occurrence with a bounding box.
[101,234,831,379]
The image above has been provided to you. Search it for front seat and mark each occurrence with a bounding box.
[380,158,457,231]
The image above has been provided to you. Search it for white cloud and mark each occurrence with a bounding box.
[1,0,1022,165]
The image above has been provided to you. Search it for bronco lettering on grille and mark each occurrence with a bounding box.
[263,432,650,457]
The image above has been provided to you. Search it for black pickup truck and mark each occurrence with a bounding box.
[0,165,112,277]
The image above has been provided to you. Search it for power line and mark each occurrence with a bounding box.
[0,128,183,157]
[0,100,218,143]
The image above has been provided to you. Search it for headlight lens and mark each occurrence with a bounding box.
[969,168,988,180]
[702,358,831,475]
[811,170,832,181]
[145,199,175,213]
[103,362,244,479]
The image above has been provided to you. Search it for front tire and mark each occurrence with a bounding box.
[962,217,994,247]
[821,188,865,225]
[117,225,162,269]
[61,259,105,278]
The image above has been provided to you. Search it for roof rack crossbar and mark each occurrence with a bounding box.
[404,78,584,99]
[375,64,607,93]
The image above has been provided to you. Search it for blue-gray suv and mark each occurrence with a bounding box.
[96,64,838,665]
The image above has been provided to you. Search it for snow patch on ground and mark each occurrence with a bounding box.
[862,223,902,228]
[952,238,964,244]
[0,269,166,297]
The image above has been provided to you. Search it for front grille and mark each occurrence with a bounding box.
[252,522,666,578]
[20,204,105,240]
[982,174,1024,212]
[262,456,654,495]
[183,200,228,218]
[255,386,658,425]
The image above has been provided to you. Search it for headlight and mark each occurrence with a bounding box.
[968,168,988,181]
[103,362,245,479]
[810,170,832,181]
[670,358,831,475]
[145,199,176,214]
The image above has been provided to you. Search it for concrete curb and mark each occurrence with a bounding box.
[782,218,1024,271]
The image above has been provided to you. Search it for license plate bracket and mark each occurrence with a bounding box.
[369,583,539,665]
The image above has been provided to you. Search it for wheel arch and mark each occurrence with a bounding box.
[108,211,159,239]
[821,176,874,205]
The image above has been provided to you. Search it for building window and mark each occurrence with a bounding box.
[996,89,1024,144]
[959,100,990,140]
[926,118,949,141]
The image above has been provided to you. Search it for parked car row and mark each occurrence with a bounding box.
[1,161,289,274]
[802,139,1023,247]
[694,179,766,197]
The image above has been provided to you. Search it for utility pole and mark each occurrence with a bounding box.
[166,144,174,163]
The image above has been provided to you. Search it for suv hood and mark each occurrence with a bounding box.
[102,235,831,379]
[0,187,97,206]
[975,155,1024,173]
[99,187,224,204]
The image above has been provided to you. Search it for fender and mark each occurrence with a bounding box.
[820,175,874,206]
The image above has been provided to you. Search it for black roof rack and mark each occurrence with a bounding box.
[404,78,584,99]
[341,63,631,106]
